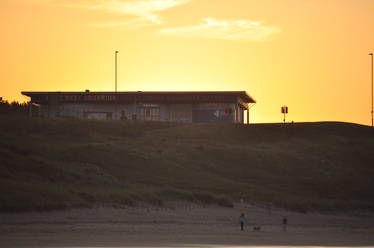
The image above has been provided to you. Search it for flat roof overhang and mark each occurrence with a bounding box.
[22,91,256,109]
[22,91,255,103]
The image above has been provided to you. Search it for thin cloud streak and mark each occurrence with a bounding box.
[92,19,157,29]
[160,18,280,41]
[65,0,191,26]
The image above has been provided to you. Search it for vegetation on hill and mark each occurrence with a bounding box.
[0,101,39,116]
[0,115,373,212]
[0,101,29,115]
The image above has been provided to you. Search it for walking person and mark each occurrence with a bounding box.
[282,217,287,231]
[239,213,246,231]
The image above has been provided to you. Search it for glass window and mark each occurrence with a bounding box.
[143,107,160,121]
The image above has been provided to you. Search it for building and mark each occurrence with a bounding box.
[21,91,256,124]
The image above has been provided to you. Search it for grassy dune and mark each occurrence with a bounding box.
[0,116,373,212]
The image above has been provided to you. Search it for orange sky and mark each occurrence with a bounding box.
[1,0,374,124]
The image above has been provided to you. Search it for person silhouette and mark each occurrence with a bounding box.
[282,217,288,231]
[239,213,246,231]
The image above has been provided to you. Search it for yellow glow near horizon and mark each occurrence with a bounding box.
[1,0,374,124]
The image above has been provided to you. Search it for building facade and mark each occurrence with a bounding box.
[22,91,256,124]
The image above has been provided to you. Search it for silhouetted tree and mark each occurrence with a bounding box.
[0,100,38,116]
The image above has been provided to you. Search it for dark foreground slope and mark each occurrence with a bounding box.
[0,117,373,212]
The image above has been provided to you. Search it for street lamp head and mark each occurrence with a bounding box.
[115,51,119,53]
[370,53,373,56]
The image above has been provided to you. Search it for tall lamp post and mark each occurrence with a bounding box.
[115,51,119,92]
[370,53,373,127]
[114,51,119,120]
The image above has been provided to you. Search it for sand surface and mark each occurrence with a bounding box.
[1,203,374,247]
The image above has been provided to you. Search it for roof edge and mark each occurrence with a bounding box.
[22,91,256,103]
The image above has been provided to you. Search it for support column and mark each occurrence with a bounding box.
[247,109,250,124]
[132,97,136,120]
[235,104,238,123]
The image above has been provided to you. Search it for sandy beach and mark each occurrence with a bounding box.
[1,203,373,247]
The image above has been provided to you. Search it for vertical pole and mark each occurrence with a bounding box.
[115,51,119,120]
[247,109,249,125]
[370,53,373,127]
[115,51,118,92]
[235,104,239,123]
[241,107,244,124]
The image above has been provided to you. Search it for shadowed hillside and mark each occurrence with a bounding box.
[0,116,373,212]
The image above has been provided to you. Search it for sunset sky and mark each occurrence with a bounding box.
[1,0,374,124]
